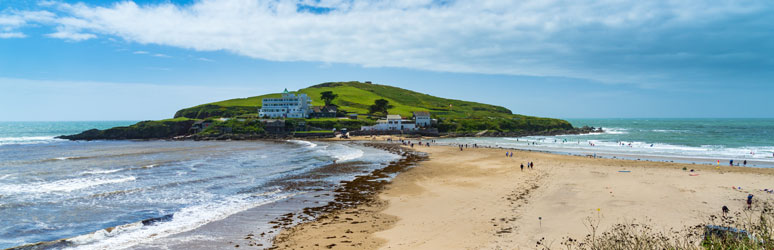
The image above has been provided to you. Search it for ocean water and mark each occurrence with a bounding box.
[0,122,399,249]
[0,121,138,145]
[437,118,774,167]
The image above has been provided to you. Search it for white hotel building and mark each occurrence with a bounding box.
[258,89,312,118]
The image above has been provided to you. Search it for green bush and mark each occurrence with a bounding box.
[174,105,256,119]
[199,119,264,135]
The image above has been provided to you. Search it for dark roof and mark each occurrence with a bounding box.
[413,111,430,117]
[312,106,337,113]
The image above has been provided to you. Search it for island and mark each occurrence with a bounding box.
[58,81,600,140]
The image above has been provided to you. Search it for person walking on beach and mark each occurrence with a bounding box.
[744,160,747,166]
[520,164,524,171]
[747,194,754,209]
[722,205,729,217]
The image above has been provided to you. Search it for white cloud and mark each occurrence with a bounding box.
[4,0,774,85]
[46,28,95,41]
[0,32,25,38]
[133,50,149,54]
[0,10,56,37]
[153,53,170,58]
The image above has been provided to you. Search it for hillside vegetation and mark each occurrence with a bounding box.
[61,81,579,140]
[174,81,573,133]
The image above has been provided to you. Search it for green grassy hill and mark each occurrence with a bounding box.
[174,81,574,133]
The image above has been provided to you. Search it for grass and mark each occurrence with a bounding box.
[539,201,774,250]
[173,81,573,132]
[177,81,515,118]
[158,117,195,122]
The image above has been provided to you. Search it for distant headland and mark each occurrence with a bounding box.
[58,81,600,140]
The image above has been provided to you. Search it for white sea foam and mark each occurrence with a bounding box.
[322,144,364,162]
[602,127,628,134]
[438,137,774,166]
[336,148,364,162]
[288,140,317,148]
[0,176,136,195]
[66,191,295,250]
[80,169,122,175]
[0,136,63,145]
[652,129,686,133]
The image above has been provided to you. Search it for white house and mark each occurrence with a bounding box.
[413,111,431,127]
[361,114,417,131]
[259,89,312,118]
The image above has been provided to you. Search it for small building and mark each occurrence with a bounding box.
[189,120,213,133]
[413,111,431,127]
[310,106,338,118]
[360,114,417,131]
[258,89,312,118]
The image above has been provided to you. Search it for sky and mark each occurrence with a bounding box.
[0,0,772,121]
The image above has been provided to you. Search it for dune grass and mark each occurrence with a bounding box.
[540,201,774,250]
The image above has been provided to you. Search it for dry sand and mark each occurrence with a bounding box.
[275,143,774,249]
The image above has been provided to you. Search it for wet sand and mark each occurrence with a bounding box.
[274,143,774,249]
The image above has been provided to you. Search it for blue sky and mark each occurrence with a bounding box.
[1,0,773,121]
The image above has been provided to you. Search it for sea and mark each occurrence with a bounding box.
[437,118,774,167]
[0,119,773,249]
[0,121,400,249]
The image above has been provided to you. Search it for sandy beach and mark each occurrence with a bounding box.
[274,139,774,249]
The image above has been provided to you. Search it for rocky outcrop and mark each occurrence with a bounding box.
[57,120,196,140]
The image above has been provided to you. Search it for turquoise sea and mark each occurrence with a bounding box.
[438,118,774,167]
[0,121,138,145]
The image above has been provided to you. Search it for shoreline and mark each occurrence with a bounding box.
[4,141,418,250]
[272,141,774,249]
[345,135,774,169]
[271,143,428,249]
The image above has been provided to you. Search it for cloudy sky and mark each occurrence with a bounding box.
[1,0,772,121]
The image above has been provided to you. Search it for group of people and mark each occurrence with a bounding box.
[727,159,749,166]
[721,192,767,217]
[403,140,431,148]
[520,161,534,171]
[391,138,434,148]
